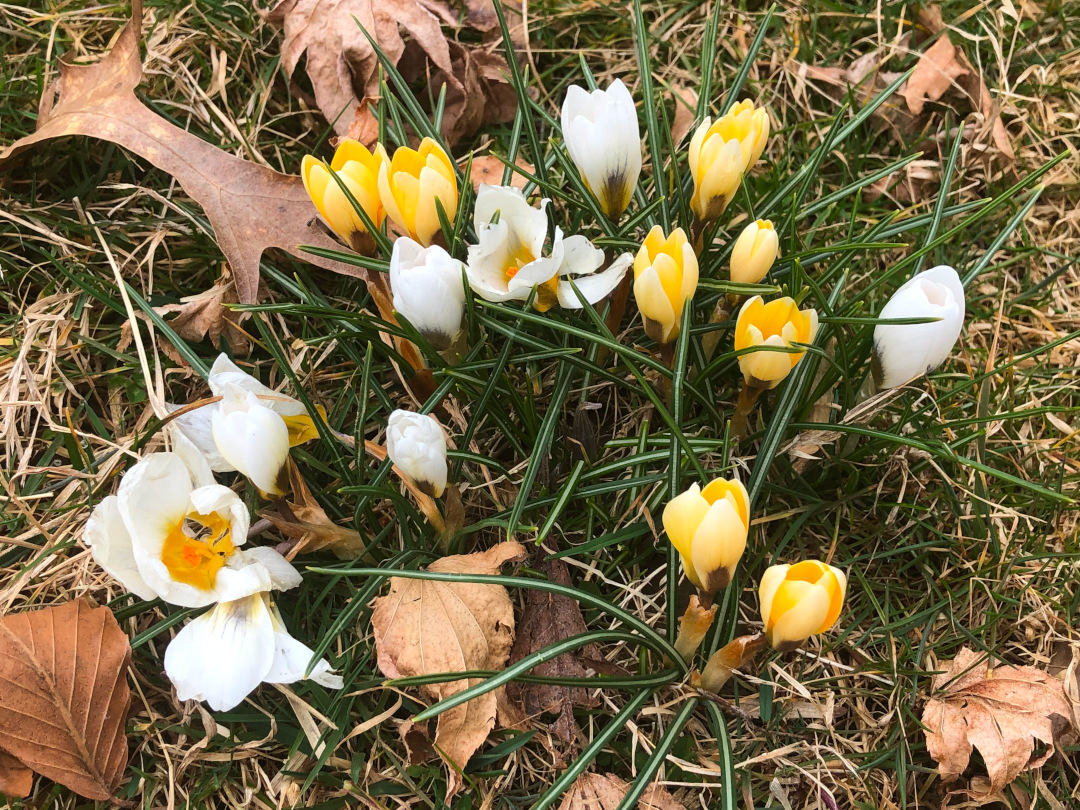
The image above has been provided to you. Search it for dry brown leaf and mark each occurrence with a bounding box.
[902,36,969,116]
[0,599,131,801]
[557,772,683,810]
[153,267,251,355]
[371,541,527,796]
[0,748,32,799]
[263,0,517,145]
[0,9,368,304]
[922,647,1079,796]
[343,96,382,150]
[262,459,367,559]
[468,155,532,191]
[669,84,698,146]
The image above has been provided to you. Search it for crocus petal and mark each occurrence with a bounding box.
[558,253,633,309]
[757,564,789,630]
[264,604,344,689]
[84,496,158,600]
[768,583,831,649]
[212,385,291,497]
[167,404,235,475]
[207,354,305,417]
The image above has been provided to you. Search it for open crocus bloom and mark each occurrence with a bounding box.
[688,99,770,220]
[301,139,387,251]
[663,478,749,594]
[466,184,631,312]
[759,560,847,652]
[873,265,966,389]
[734,296,819,389]
[560,78,642,220]
[378,137,458,246]
[84,452,301,608]
[164,592,343,711]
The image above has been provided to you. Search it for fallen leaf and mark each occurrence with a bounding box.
[0,748,32,799]
[922,647,1078,795]
[557,772,683,810]
[0,599,131,801]
[262,0,518,145]
[669,84,698,146]
[262,459,367,559]
[902,36,969,116]
[342,96,382,150]
[153,267,252,355]
[0,7,368,304]
[469,155,532,191]
[371,541,527,796]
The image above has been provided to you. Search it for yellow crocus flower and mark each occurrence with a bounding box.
[378,137,458,246]
[733,295,818,389]
[730,219,779,285]
[759,560,847,651]
[688,100,770,220]
[633,225,698,345]
[301,139,387,251]
[662,478,749,594]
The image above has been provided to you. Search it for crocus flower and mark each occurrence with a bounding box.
[873,265,966,389]
[663,478,749,594]
[84,452,301,608]
[386,409,448,498]
[734,296,818,389]
[688,100,770,220]
[378,137,458,246]
[560,78,642,220]
[465,184,631,312]
[730,219,779,285]
[389,237,467,351]
[633,225,698,344]
[301,139,387,251]
[759,560,847,652]
[164,592,343,711]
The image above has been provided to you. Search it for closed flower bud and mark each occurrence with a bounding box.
[759,561,847,652]
[390,237,467,351]
[386,410,448,498]
[663,478,749,594]
[378,137,458,246]
[302,139,387,252]
[734,296,818,389]
[633,225,698,344]
[561,79,642,220]
[873,265,965,389]
[688,100,770,220]
[730,219,779,285]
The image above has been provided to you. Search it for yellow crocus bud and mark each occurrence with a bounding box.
[633,225,698,345]
[302,139,387,252]
[662,478,749,594]
[378,137,458,246]
[688,100,770,221]
[730,219,779,285]
[734,295,818,389]
[759,561,846,652]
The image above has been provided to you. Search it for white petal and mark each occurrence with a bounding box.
[118,452,194,562]
[386,410,448,497]
[208,354,305,417]
[558,253,632,308]
[391,238,466,344]
[263,604,344,689]
[164,595,275,711]
[188,484,250,545]
[84,496,158,600]
[167,404,235,475]
[212,385,291,497]
[233,545,304,592]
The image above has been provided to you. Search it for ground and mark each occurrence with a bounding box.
[1,0,1079,809]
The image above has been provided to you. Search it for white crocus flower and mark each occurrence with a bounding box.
[84,452,301,608]
[385,409,448,498]
[390,237,467,351]
[164,593,344,711]
[873,265,966,389]
[561,78,642,220]
[465,185,632,312]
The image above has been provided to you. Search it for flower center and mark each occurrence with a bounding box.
[503,242,536,281]
[161,511,235,590]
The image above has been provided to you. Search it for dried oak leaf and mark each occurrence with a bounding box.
[0,12,368,304]
[0,599,131,801]
[557,772,683,810]
[922,647,1079,796]
[153,268,251,356]
[0,748,32,799]
[371,541,527,797]
[261,459,367,559]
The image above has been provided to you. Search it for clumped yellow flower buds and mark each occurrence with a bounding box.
[730,219,779,285]
[633,225,699,345]
[662,478,749,594]
[302,139,387,252]
[734,295,818,389]
[378,137,458,246]
[759,561,847,652]
[688,100,770,220]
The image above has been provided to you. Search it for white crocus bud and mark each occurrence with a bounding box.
[386,410,448,498]
[212,383,292,498]
[729,219,779,285]
[164,593,343,711]
[561,79,642,220]
[390,237,467,351]
[873,265,966,389]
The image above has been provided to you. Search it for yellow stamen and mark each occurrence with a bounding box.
[161,512,235,590]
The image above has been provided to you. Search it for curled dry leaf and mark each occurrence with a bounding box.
[371,541,527,797]
[0,9,368,304]
[261,459,367,560]
[0,599,131,801]
[557,772,683,810]
[922,647,1079,796]
[153,267,252,356]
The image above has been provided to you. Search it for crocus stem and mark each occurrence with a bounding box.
[671,594,718,663]
[658,341,676,408]
[700,301,731,363]
[730,382,764,438]
[698,632,768,693]
[690,216,708,254]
